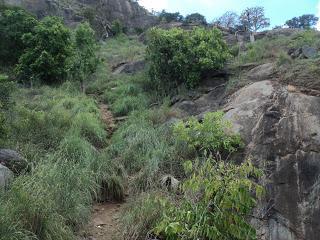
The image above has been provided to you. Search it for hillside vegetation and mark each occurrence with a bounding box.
[1,2,320,240]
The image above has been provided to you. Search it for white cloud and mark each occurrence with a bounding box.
[139,0,169,11]
[317,1,320,30]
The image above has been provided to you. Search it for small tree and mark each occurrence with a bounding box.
[239,6,270,39]
[0,6,38,65]
[286,14,319,29]
[16,16,73,85]
[71,22,99,92]
[185,13,207,25]
[111,19,124,36]
[214,11,239,29]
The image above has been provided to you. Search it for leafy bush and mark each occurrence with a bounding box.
[147,27,230,92]
[173,111,243,156]
[70,22,99,91]
[0,6,38,65]
[16,16,73,84]
[154,159,263,240]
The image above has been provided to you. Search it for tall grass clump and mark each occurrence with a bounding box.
[102,72,151,117]
[0,82,124,239]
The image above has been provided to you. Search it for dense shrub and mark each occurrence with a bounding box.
[70,22,99,91]
[147,27,230,92]
[16,16,73,84]
[0,6,38,65]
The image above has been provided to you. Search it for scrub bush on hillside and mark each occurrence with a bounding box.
[147,27,230,92]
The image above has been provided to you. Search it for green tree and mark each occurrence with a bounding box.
[185,13,207,24]
[239,7,270,32]
[16,16,73,85]
[0,6,38,65]
[158,10,183,23]
[71,22,99,92]
[286,14,319,29]
[147,27,230,92]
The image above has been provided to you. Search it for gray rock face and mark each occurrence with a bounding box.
[0,164,13,189]
[224,80,320,240]
[247,63,277,81]
[3,0,157,32]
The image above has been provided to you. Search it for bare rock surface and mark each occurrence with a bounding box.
[224,80,320,240]
[246,63,277,81]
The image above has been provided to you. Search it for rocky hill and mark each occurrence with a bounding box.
[3,0,158,36]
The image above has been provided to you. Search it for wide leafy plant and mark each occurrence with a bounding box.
[154,159,263,240]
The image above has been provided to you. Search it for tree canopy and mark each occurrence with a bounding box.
[16,16,73,84]
[214,11,239,29]
[239,7,270,32]
[0,6,37,65]
[286,14,319,29]
[158,10,183,23]
[185,13,207,24]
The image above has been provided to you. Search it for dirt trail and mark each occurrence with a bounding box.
[79,102,125,240]
[82,203,124,240]
[99,103,116,134]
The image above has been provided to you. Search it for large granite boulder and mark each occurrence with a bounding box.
[224,80,320,240]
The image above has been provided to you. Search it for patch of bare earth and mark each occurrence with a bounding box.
[80,203,124,240]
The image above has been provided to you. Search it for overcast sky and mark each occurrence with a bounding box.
[139,0,320,29]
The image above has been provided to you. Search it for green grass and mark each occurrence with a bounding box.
[0,81,123,239]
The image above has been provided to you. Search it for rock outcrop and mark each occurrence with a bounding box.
[112,60,145,74]
[173,75,320,240]
[224,81,320,240]
[3,0,158,35]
